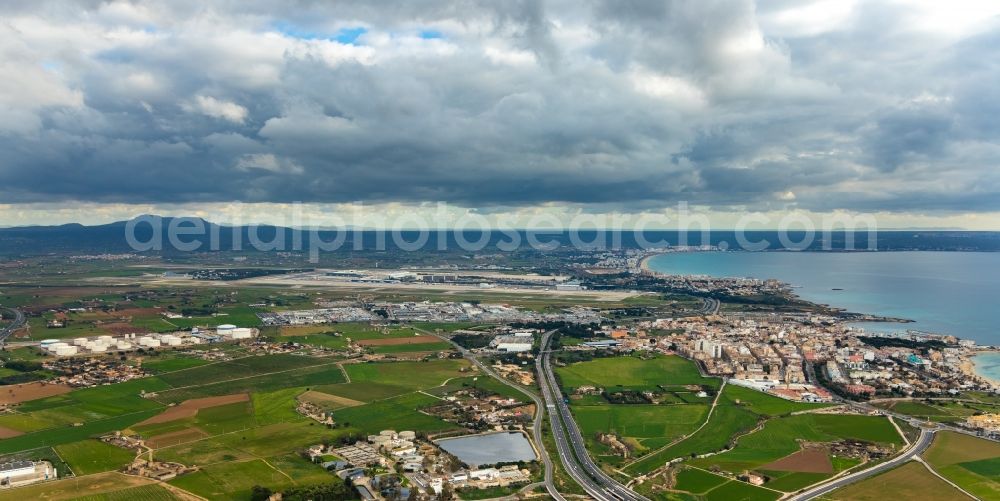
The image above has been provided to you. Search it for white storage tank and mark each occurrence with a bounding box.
[47,342,69,352]
[116,341,132,350]
[73,337,88,346]
[98,335,113,343]
[90,345,107,353]
[145,339,161,348]
[217,324,237,335]
[55,345,78,356]
[399,431,416,440]
[230,328,253,340]
[138,336,153,346]
[166,337,182,346]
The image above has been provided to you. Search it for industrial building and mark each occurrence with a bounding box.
[0,460,56,488]
[491,335,533,353]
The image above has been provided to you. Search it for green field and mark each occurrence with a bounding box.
[672,466,729,494]
[331,392,460,434]
[702,479,781,501]
[0,409,162,454]
[557,354,714,390]
[150,363,346,403]
[344,359,471,390]
[135,400,257,439]
[0,471,163,500]
[168,452,334,499]
[73,484,179,501]
[923,430,1000,499]
[624,404,760,475]
[556,355,723,466]
[722,384,832,416]
[693,413,903,476]
[555,356,832,476]
[281,334,349,349]
[54,439,136,475]
[573,404,709,454]
[829,461,964,500]
[873,400,984,423]
[370,341,453,354]
[169,458,300,499]
[154,354,329,387]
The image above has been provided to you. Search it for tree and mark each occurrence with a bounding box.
[250,485,272,501]
[440,482,455,501]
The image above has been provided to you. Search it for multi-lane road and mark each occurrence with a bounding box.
[0,307,25,345]
[698,298,720,315]
[420,327,566,501]
[427,325,957,501]
[536,330,649,501]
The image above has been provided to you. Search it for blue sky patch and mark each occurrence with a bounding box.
[272,22,367,45]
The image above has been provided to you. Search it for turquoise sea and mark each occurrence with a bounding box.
[645,251,1000,345]
[972,352,1000,384]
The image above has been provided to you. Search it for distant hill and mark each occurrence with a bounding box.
[0,216,997,256]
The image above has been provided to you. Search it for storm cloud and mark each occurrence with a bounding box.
[0,0,998,215]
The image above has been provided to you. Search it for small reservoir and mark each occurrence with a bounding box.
[435,432,537,465]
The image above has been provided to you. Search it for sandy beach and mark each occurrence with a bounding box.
[638,252,665,274]
[969,351,1000,387]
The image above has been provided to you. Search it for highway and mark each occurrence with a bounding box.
[790,427,936,500]
[537,330,648,501]
[696,298,720,315]
[420,327,566,501]
[0,307,25,345]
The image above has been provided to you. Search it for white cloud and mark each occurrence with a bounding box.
[185,95,248,123]
[0,0,995,223]
[234,153,304,174]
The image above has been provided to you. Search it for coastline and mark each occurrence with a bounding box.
[638,252,663,274]
[969,351,1000,388]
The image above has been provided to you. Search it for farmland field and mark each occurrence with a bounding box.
[624,404,760,475]
[923,430,1000,499]
[556,354,713,390]
[829,461,964,500]
[692,413,903,478]
[331,392,460,434]
[702,479,781,501]
[72,484,179,501]
[722,384,832,416]
[370,341,453,354]
[556,355,835,477]
[672,466,728,494]
[0,471,159,500]
[54,439,136,475]
[168,458,299,499]
[344,359,471,390]
[873,400,980,423]
[573,403,708,452]
[150,363,346,403]
[556,355,725,466]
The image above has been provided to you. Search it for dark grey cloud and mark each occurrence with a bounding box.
[0,0,998,215]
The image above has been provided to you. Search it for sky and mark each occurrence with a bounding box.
[1,0,999,229]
